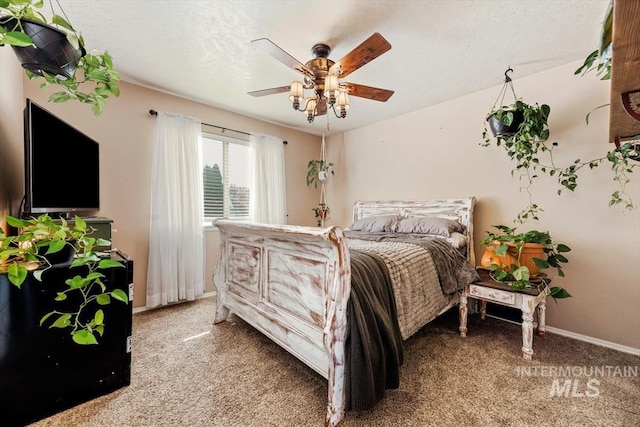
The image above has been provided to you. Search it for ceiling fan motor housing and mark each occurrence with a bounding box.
[306,44,336,92]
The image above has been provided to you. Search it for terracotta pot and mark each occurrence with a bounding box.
[480,241,546,275]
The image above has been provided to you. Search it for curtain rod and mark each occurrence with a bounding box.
[148,110,287,144]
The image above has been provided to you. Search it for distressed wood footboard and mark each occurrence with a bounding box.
[213,221,351,427]
[213,197,476,426]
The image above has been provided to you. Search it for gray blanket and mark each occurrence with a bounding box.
[345,231,480,295]
[346,249,404,411]
[344,232,480,411]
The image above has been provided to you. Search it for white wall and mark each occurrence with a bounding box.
[326,61,640,349]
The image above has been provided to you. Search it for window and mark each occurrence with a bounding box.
[202,133,251,225]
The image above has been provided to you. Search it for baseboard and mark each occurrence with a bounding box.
[543,325,640,356]
[485,314,640,356]
[132,291,217,314]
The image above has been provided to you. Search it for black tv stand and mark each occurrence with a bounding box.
[0,251,133,426]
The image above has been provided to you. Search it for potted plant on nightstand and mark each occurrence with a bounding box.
[0,0,120,115]
[480,225,572,300]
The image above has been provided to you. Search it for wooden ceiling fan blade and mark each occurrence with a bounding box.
[251,38,315,79]
[248,86,291,97]
[329,33,391,78]
[343,82,394,102]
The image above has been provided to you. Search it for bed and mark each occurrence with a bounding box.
[213,198,478,426]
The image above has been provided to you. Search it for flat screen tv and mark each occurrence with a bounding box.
[23,99,100,215]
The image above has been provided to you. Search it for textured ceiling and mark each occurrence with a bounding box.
[58,0,610,136]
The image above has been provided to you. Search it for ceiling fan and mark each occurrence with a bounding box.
[248,32,394,123]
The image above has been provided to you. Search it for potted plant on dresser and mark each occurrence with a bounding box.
[0,213,134,425]
[0,214,128,343]
[0,0,120,115]
[479,225,571,300]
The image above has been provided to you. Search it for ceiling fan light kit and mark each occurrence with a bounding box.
[249,33,393,125]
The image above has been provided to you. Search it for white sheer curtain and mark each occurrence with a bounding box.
[249,132,286,224]
[146,112,204,308]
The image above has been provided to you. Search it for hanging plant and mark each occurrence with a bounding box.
[306,159,334,188]
[481,68,639,223]
[0,0,120,116]
[312,203,331,227]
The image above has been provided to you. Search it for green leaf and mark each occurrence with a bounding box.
[86,272,106,281]
[54,292,67,301]
[111,288,129,303]
[72,329,98,345]
[94,309,104,325]
[95,325,105,336]
[96,238,111,247]
[40,311,55,326]
[50,313,72,329]
[494,243,508,256]
[96,293,111,305]
[1,31,34,47]
[74,216,87,232]
[5,215,29,228]
[556,244,571,253]
[98,259,124,269]
[7,263,28,287]
[532,258,549,269]
[51,14,74,32]
[549,287,571,299]
[65,275,87,289]
[46,239,66,254]
[48,92,73,103]
[512,266,530,282]
[33,270,44,281]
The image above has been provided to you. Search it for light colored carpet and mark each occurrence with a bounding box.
[32,297,640,426]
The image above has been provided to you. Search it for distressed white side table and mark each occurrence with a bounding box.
[459,269,549,360]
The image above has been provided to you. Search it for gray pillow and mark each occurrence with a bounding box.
[391,216,463,236]
[347,214,403,232]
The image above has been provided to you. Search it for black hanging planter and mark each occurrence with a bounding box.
[486,67,526,138]
[487,110,525,138]
[3,18,85,80]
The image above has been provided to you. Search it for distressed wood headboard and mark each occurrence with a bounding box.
[352,197,476,266]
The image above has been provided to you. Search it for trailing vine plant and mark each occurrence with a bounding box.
[482,97,638,223]
[0,214,128,345]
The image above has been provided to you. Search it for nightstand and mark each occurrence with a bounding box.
[459,269,549,360]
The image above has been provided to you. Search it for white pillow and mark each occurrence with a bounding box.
[347,214,403,232]
[391,216,463,236]
[446,232,468,249]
